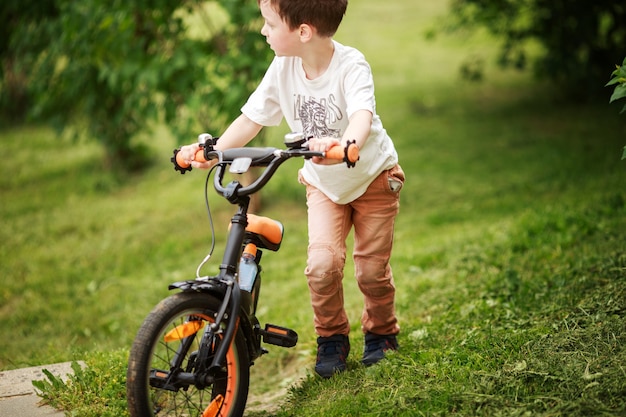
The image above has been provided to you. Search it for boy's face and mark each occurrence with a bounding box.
[260,1,301,57]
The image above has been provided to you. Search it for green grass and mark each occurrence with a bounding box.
[3,0,626,415]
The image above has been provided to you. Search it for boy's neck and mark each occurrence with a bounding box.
[300,38,335,80]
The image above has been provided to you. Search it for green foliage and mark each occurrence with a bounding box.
[605,56,626,159]
[0,0,58,120]
[607,57,626,111]
[438,0,626,97]
[33,351,130,417]
[2,0,271,170]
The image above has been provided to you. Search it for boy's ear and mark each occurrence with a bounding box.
[298,23,315,42]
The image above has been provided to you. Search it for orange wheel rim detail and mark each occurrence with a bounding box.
[201,394,224,417]
[218,320,239,416]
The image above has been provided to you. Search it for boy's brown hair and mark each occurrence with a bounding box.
[259,0,348,37]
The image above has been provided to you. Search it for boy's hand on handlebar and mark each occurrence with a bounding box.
[179,144,215,170]
[308,137,342,165]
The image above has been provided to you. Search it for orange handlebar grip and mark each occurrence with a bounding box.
[324,144,343,161]
[174,147,206,169]
[325,142,360,164]
[345,142,359,164]
[175,150,190,169]
[194,148,207,163]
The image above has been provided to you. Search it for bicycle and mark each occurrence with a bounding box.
[126,132,359,417]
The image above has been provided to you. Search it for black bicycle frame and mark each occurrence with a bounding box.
[169,146,321,378]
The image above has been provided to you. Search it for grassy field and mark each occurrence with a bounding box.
[3,1,626,416]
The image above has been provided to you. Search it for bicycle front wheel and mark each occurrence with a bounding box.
[127,291,250,417]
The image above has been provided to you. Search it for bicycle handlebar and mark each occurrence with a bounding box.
[173,140,359,171]
[170,136,360,203]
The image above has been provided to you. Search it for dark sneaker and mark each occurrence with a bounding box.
[315,335,350,378]
[361,333,398,366]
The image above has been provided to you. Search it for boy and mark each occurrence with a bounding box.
[179,0,404,378]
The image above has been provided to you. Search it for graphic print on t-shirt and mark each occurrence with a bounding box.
[296,96,342,139]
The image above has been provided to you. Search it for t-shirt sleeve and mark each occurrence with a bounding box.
[241,57,284,127]
[343,59,376,119]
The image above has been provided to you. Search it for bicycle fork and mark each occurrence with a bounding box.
[149,286,239,392]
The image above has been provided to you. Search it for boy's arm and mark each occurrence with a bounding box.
[215,113,264,150]
[180,114,263,169]
[341,109,373,150]
[308,109,372,165]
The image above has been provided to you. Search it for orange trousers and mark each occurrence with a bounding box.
[301,164,404,337]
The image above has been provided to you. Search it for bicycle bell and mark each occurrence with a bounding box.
[284,132,309,149]
[198,133,213,145]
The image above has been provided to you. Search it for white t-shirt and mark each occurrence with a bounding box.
[241,40,398,204]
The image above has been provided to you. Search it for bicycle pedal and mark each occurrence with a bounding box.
[261,324,298,348]
[149,369,179,392]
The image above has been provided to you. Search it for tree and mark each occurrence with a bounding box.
[0,0,60,121]
[1,0,271,171]
[439,0,626,98]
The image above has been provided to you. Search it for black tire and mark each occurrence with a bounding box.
[127,292,250,417]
